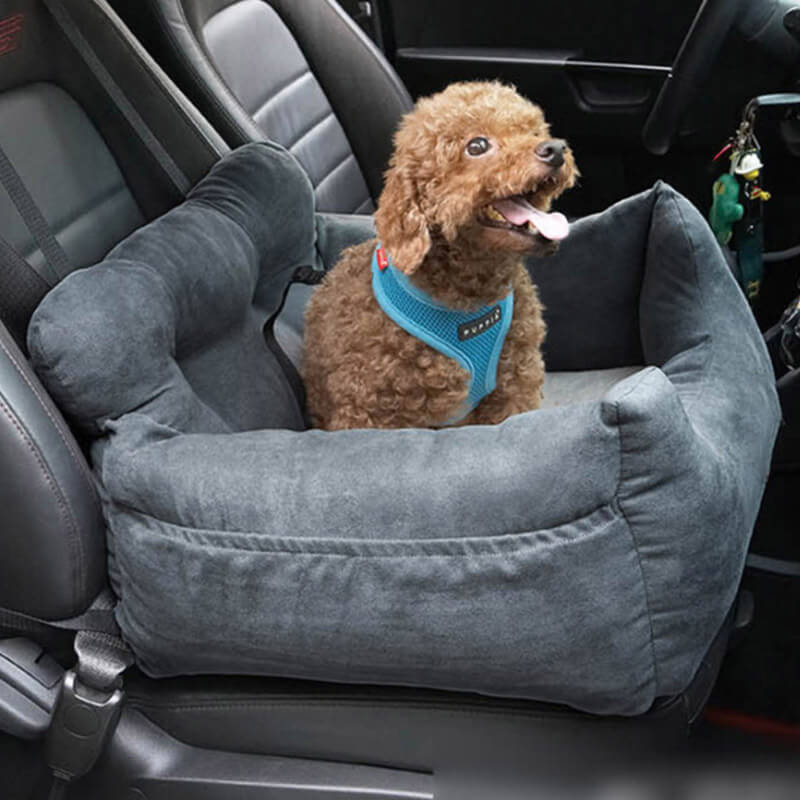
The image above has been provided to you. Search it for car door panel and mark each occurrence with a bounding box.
[382,0,698,146]
[375,0,791,232]
[396,47,669,142]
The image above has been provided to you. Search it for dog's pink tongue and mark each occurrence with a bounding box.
[493,197,569,241]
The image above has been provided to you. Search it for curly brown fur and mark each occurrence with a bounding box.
[304,81,577,430]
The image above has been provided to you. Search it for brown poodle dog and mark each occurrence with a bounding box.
[304,81,577,430]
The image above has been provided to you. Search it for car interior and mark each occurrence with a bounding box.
[0,1,799,798]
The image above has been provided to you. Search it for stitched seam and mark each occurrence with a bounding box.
[314,152,355,192]
[131,678,682,717]
[0,335,100,515]
[612,385,660,697]
[0,393,84,605]
[287,110,334,152]
[26,184,131,260]
[18,185,132,262]
[250,69,312,121]
[114,502,615,557]
[280,0,409,198]
[130,699,602,722]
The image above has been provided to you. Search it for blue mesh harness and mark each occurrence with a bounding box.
[371,245,514,424]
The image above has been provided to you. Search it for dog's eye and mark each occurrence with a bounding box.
[466,137,491,157]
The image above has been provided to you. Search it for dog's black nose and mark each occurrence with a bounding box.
[535,139,566,169]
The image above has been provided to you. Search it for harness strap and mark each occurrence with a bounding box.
[263,265,326,428]
[371,245,514,423]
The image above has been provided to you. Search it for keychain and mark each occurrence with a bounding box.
[733,143,770,302]
[709,118,751,248]
[709,106,771,301]
[708,95,800,303]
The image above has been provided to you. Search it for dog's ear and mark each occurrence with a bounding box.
[374,163,431,275]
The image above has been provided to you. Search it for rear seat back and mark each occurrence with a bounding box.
[0,0,225,621]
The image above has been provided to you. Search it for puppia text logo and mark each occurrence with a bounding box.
[0,13,24,57]
[458,305,502,341]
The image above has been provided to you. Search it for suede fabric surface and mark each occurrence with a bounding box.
[28,143,779,715]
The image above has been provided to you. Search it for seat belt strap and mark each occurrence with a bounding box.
[43,637,129,796]
[73,629,134,691]
[0,232,52,353]
[0,144,69,284]
[4,590,135,799]
[42,0,191,197]
[0,588,133,691]
[0,597,122,641]
[72,588,133,691]
[0,140,71,352]
[263,265,326,428]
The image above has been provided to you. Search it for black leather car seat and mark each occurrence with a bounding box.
[0,3,739,798]
[115,0,413,214]
[0,0,225,627]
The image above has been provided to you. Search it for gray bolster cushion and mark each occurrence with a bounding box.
[28,143,779,715]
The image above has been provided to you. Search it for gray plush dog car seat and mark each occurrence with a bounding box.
[28,142,779,716]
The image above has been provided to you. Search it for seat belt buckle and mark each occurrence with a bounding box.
[43,669,124,782]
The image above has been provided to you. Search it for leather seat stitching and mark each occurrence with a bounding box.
[279,0,408,202]
[249,68,312,120]
[354,197,374,214]
[40,184,134,252]
[313,152,356,192]
[0,393,85,606]
[286,110,334,152]
[0,335,100,515]
[131,699,614,722]
[162,0,380,212]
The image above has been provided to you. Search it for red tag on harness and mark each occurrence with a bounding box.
[376,246,389,271]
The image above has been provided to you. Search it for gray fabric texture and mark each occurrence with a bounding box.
[28,143,779,715]
[541,367,644,409]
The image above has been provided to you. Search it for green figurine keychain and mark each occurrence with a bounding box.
[709,107,771,302]
[710,173,743,246]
